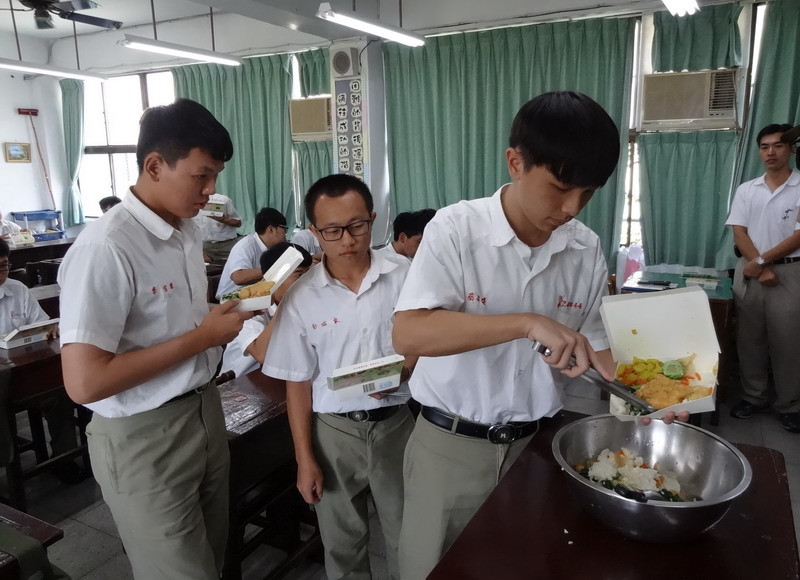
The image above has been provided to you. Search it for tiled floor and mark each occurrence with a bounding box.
[5,379,799,579]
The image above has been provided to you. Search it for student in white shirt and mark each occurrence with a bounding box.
[264,174,415,580]
[220,242,312,378]
[392,92,687,579]
[290,227,323,262]
[0,239,85,485]
[216,207,287,300]
[99,196,122,213]
[374,208,436,261]
[0,210,22,238]
[58,99,252,579]
[194,193,243,263]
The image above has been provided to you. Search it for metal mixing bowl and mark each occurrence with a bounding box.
[551,414,752,543]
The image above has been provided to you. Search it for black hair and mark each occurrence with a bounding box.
[509,91,620,187]
[99,196,122,211]
[136,98,233,172]
[305,174,373,226]
[260,242,313,273]
[392,208,437,240]
[757,123,794,145]
[254,207,287,235]
[0,238,8,259]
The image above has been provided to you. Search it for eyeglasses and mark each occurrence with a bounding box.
[0,262,11,272]
[315,219,372,242]
[276,225,288,231]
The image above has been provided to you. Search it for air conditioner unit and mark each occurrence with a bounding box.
[331,47,360,78]
[641,70,738,131]
[289,97,332,141]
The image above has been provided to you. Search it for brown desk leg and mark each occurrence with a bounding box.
[6,413,27,511]
[25,409,49,463]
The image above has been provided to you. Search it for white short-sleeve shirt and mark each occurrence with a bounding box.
[394,186,610,424]
[373,242,411,263]
[290,229,322,256]
[0,279,49,335]
[263,253,410,413]
[216,233,268,299]
[193,193,241,242]
[0,220,22,237]
[220,307,273,378]
[58,191,220,418]
[726,170,800,257]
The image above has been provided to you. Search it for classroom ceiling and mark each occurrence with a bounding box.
[0,0,668,41]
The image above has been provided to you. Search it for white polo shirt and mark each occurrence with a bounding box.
[0,220,21,237]
[394,186,610,425]
[263,252,410,413]
[726,170,800,257]
[0,278,49,335]
[193,193,241,242]
[216,233,268,299]
[290,229,322,256]
[58,191,219,418]
[220,307,274,378]
[374,242,411,263]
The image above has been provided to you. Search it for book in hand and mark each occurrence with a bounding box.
[327,354,405,402]
[0,318,59,349]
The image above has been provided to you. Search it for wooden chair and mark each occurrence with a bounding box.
[208,274,221,304]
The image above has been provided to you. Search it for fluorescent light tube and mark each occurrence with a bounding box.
[121,34,243,66]
[0,57,108,81]
[662,0,700,17]
[316,2,425,47]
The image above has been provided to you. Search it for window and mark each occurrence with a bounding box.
[79,71,174,217]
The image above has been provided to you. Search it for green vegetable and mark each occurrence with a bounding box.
[662,360,685,380]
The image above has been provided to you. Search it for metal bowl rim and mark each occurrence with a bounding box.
[551,413,753,508]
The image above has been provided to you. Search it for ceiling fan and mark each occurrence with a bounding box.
[18,0,122,30]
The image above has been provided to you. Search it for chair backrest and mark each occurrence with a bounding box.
[8,268,30,287]
[207,274,221,304]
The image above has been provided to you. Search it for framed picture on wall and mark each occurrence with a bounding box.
[4,142,31,163]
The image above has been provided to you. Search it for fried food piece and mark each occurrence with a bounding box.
[237,279,275,299]
[635,374,692,409]
[688,385,713,401]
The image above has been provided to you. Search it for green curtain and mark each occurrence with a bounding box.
[652,4,743,72]
[172,55,294,233]
[384,18,635,265]
[294,140,333,197]
[59,79,84,227]
[716,0,800,268]
[296,48,331,96]
[638,131,738,267]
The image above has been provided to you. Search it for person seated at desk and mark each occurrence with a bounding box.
[216,207,287,300]
[290,227,323,263]
[375,208,437,262]
[99,196,122,214]
[193,193,243,264]
[220,242,312,377]
[0,239,85,485]
[0,209,24,239]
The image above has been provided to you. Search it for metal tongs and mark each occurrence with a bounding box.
[531,341,656,414]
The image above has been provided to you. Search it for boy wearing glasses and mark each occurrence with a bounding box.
[263,174,415,580]
[216,207,288,300]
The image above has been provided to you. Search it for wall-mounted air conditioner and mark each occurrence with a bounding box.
[289,97,332,141]
[641,70,738,131]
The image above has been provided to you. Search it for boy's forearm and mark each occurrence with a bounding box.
[286,380,316,463]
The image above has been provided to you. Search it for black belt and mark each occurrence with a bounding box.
[421,406,539,444]
[772,256,800,265]
[164,383,209,406]
[333,405,402,422]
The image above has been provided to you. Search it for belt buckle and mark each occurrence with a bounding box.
[347,410,369,422]
[487,423,517,444]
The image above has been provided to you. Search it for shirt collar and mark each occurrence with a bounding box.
[755,169,800,188]
[307,249,401,292]
[488,185,587,253]
[123,187,185,241]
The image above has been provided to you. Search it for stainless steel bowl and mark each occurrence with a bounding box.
[551,414,752,543]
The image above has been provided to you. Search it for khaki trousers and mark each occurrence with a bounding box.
[398,413,536,580]
[733,260,800,413]
[204,236,241,264]
[86,385,230,580]
[312,407,414,580]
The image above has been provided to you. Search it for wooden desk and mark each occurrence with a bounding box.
[429,410,800,580]
[220,371,319,580]
[0,503,63,575]
[9,239,75,271]
[0,341,89,511]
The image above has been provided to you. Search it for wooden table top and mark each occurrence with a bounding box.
[430,410,800,580]
[0,503,63,572]
[218,370,287,438]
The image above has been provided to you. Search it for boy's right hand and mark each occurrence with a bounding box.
[296,458,324,504]
[198,301,253,348]
[526,314,601,379]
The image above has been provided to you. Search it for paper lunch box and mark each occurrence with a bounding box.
[0,318,59,349]
[327,354,405,402]
[599,286,720,420]
[200,202,226,217]
[221,246,304,312]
